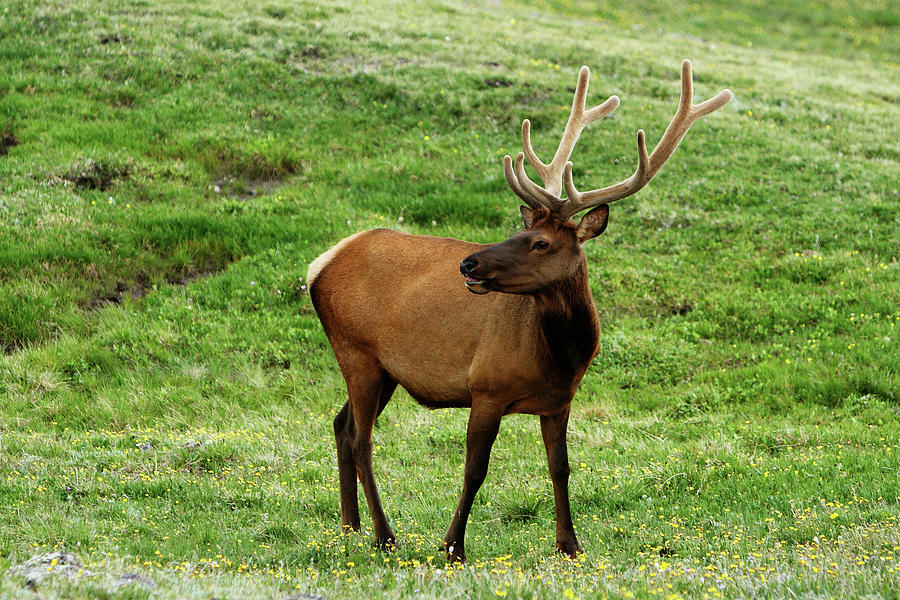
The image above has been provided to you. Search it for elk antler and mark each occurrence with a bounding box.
[503,65,619,212]
[504,60,732,221]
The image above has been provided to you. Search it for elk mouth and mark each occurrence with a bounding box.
[464,276,493,294]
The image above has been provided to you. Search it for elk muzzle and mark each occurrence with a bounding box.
[460,256,492,294]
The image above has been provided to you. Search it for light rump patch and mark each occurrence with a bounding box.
[306,230,367,287]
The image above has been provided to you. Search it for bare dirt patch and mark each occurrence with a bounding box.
[0,131,19,156]
[165,266,222,286]
[59,157,131,190]
[85,266,226,311]
[668,300,694,316]
[301,44,322,58]
[99,32,123,44]
[86,274,153,310]
[484,78,513,88]
[210,175,280,199]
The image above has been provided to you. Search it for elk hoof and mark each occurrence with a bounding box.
[375,536,396,551]
[440,540,466,563]
[556,539,583,558]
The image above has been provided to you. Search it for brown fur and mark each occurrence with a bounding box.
[308,59,731,561]
[310,208,606,561]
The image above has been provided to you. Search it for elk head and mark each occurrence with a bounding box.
[460,204,608,294]
[460,60,732,295]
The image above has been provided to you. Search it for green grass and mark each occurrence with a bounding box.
[1,0,898,598]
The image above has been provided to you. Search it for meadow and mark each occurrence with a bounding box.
[0,0,898,598]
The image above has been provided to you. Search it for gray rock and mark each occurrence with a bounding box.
[113,573,158,589]
[8,551,93,586]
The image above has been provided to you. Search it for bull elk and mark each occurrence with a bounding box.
[308,60,731,561]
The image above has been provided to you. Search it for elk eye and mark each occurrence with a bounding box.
[532,240,550,251]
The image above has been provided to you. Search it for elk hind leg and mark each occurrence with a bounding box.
[334,401,360,532]
[341,356,397,548]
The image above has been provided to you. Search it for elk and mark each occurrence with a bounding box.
[308,60,731,561]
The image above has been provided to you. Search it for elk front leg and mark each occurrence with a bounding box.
[540,408,582,557]
[442,407,502,562]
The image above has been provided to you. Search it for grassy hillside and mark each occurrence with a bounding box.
[1,0,898,598]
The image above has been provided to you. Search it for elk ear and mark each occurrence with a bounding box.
[576,205,609,243]
[520,205,535,229]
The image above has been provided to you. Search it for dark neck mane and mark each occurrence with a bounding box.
[534,262,600,380]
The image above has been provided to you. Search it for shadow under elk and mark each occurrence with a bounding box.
[308,60,731,561]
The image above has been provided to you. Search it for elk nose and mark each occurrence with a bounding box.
[459,256,478,276]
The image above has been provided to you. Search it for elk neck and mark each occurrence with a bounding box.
[532,259,600,380]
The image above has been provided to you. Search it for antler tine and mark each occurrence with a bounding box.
[558,59,732,220]
[538,67,620,195]
[504,66,619,212]
[518,119,562,211]
[520,119,549,184]
[562,129,649,215]
[503,154,542,210]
